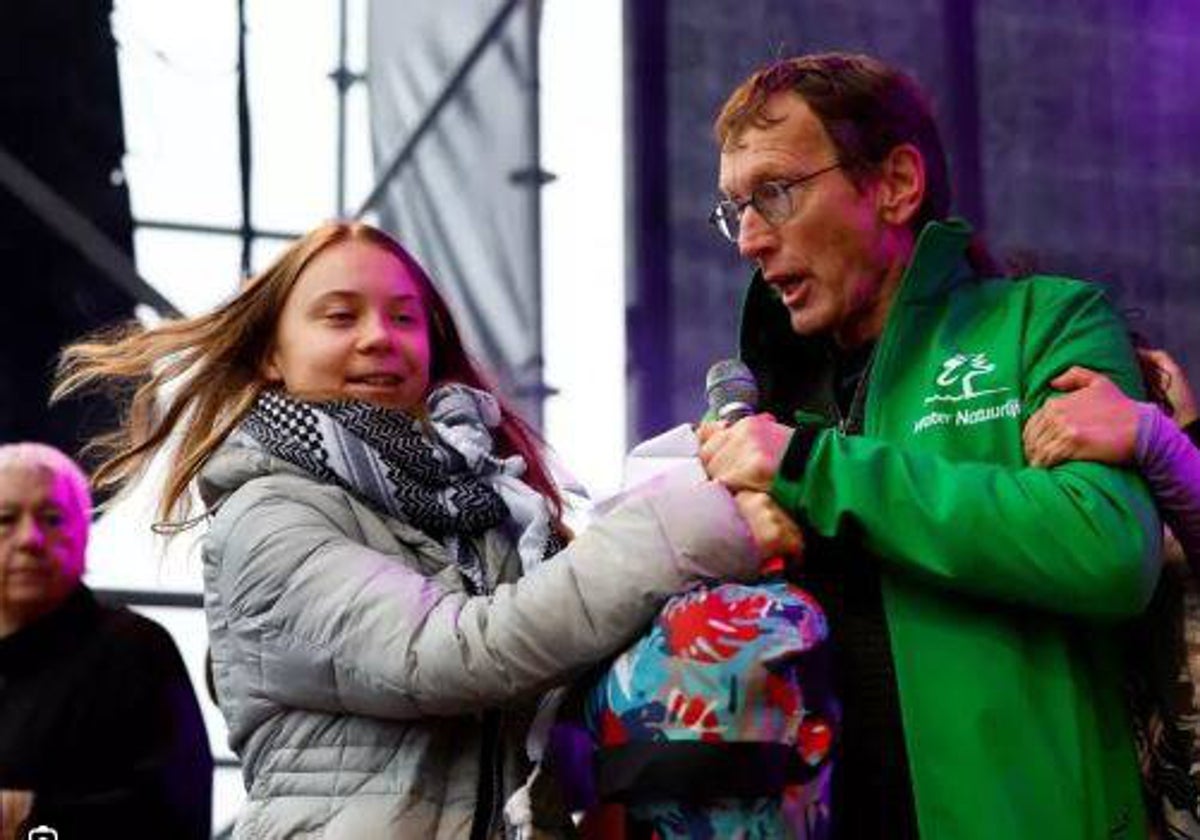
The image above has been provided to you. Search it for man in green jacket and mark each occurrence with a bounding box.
[698,52,1161,839]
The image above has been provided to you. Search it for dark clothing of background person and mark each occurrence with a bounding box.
[0,584,212,839]
[1186,419,1200,451]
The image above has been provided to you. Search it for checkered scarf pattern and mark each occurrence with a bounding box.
[240,388,512,594]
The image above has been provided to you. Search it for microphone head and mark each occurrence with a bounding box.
[705,359,759,422]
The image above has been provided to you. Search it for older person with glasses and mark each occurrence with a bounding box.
[693,52,1159,839]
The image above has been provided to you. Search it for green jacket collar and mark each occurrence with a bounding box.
[737,218,977,416]
[895,217,976,304]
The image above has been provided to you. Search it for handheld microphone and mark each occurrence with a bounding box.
[704,359,792,577]
[705,359,759,423]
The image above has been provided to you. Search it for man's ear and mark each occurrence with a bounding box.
[875,143,925,227]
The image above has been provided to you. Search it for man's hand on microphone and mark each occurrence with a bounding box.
[734,490,805,563]
[698,413,794,492]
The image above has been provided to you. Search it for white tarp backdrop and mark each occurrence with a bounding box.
[366,0,546,425]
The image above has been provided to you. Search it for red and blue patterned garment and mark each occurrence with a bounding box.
[585,578,837,839]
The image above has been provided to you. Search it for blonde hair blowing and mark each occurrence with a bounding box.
[0,442,94,526]
[53,222,390,524]
[53,220,563,528]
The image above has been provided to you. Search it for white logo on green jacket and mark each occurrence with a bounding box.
[924,353,1009,404]
[914,353,1021,434]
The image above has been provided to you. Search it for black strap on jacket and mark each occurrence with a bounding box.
[595,741,828,805]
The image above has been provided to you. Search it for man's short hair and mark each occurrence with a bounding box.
[0,442,93,526]
[715,52,952,233]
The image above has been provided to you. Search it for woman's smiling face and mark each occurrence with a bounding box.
[264,239,433,411]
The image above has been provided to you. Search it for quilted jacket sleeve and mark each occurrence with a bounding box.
[204,474,756,721]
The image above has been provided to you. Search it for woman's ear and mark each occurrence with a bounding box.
[261,352,282,384]
[875,143,926,227]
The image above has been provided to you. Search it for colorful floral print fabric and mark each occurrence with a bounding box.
[585,578,837,839]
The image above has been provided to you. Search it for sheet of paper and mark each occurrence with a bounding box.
[591,423,706,515]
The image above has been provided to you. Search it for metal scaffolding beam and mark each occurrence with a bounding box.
[353,0,523,219]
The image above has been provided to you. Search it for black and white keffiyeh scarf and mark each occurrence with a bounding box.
[237,384,560,594]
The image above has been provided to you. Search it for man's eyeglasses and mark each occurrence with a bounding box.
[708,162,842,243]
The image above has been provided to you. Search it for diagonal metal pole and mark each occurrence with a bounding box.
[0,142,181,317]
[353,0,521,219]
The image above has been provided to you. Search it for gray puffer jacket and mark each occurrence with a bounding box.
[199,439,757,839]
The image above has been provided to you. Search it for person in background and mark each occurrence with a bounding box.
[0,442,212,840]
[1024,348,1200,560]
[52,221,777,838]
[1024,348,1200,837]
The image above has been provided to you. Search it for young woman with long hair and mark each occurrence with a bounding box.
[54,221,775,839]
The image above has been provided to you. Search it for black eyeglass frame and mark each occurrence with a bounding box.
[708,162,843,243]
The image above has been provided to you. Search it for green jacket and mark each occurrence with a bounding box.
[742,220,1161,839]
